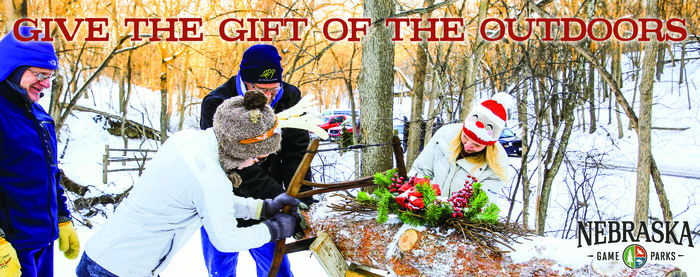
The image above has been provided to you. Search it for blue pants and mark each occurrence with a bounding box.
[15,242,53,277]
[76,252,119,277]
[200,227,293,277]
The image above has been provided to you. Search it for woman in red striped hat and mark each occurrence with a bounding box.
[408,93,513,206]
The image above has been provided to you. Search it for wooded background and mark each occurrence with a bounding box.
[1,0,698,236]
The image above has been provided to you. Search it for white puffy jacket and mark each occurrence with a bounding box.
[408,124,510,206]
[84,128,270,276]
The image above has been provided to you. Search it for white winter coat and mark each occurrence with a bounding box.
[408,124,510,206]
[85,128,271,276]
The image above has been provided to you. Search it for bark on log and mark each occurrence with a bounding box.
[304,202,688,276]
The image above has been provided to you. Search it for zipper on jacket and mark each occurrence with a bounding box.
[151,235,176,275]
[0,191,15,236]
[29,109,58,242]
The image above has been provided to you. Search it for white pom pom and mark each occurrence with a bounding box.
[491,92,514,108]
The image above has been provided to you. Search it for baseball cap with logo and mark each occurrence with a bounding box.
[239,44,283,84]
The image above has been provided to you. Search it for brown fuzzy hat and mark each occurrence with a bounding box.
[214,90,282,186]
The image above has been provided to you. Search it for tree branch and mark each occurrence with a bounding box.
[56,35,133,133]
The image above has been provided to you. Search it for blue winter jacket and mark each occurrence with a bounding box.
[0,79,71,251]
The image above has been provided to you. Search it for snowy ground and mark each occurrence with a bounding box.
[45,45,700,276]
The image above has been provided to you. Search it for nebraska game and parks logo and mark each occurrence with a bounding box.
[577,221,693,269]
[622,244,647,269]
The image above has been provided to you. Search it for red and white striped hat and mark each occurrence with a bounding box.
[462,93,513,146]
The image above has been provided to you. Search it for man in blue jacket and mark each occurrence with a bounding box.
[0,26,80,277]
[199,44,313,276]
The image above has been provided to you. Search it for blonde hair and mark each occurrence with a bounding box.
[448,130,510,183]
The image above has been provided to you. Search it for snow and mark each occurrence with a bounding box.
[44,45,700,276]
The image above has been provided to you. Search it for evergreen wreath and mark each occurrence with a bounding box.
[329,168,531,254]
[358,169,500,226]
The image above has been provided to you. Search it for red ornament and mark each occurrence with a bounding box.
[449,177,478,218]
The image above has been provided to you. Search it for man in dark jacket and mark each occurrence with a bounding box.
[0,27,80,277]
[199,44,312,276]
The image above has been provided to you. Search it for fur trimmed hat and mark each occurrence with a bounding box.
[214,90,282,185]
[239,44,283,84]
[462,92,513,146]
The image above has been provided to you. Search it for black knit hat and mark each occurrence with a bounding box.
[214,90,281,186]
[239,45,283,84]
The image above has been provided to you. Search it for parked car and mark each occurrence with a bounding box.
[328,118,360,141]
[317,115,347,131]
[498,128,522,156]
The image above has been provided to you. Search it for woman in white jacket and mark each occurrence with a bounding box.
[76,91,302,277]
[408,93,513,207]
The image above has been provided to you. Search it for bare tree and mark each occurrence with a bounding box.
[1,0,25,32]
[405,0,434,169]
[358,0,395,182]
[120,51,133,150]
[55,35,134,135]
[535,72,579,235]
[634,0,659,227]
[458,0,490,120]
[517,86,531,229]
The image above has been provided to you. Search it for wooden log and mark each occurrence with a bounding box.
[302,202,689,276]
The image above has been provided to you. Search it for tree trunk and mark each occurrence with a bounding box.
[423,82,441,146]
[1,0,26,32]
[655,47,665,81]
[535,89,577,235]
[158,44,175,143]
[517,87,530,229]
[679,42,686,85]
[634,0,659,227]
[49,75,64,121]
[121,52,133,150]
[178,58,190,131]
[630,50,640,130]
[612,39,624,138]
[458,0,489,120]
[587,63,596,134]
[405,0,434,169]
[406,44,427,168]
[159,70,169,144]
[358,0,395,184]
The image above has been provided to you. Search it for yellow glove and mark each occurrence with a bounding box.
[0,238,21,277]
[58,222,80,260]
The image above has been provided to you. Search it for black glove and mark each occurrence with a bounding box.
[261,194,300,219]
[263,213,297,242]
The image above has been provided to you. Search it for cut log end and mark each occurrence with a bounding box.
[398,229,423,252]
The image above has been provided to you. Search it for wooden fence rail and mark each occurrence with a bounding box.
[102,145,158,184]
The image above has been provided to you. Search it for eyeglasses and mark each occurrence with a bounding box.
[27,68,56,82]
[248,83,281,94]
